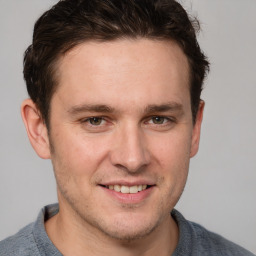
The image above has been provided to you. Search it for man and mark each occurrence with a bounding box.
[0,0,254,255]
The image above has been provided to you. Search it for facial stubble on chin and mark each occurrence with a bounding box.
[54,174,186,243]
[47,134,188,242]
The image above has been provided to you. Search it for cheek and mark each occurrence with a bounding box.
[149,129,192,168]
[50,128,110,176]
[148,130,191,194]
[49,131,110,199]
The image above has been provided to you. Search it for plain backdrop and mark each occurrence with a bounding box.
[0,0,255,254]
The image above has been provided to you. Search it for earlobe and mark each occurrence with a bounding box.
[21,99,51,159]
[190,100,205,158]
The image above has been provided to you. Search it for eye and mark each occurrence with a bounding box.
[88,117,104,126]
[79,116,112,133]
[151,116,166,124]
[148,116,171,125]
[144,116,176,131]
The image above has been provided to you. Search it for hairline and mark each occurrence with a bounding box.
[45,37,196,130]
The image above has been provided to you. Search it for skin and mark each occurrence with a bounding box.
[21,39,204,256]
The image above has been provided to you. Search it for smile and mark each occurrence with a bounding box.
[99,183,155,203]
[101,185,152,194]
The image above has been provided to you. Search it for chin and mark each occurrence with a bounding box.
[91,212,164,242]
[100,223,158,242]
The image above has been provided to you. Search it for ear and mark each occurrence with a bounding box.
[190,100,205,158]
[21,99,51,159]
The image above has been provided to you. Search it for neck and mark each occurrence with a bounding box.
[45,204,179,256]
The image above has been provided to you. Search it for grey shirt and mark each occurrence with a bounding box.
[0,204,255,256]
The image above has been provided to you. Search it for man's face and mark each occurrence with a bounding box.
[47,39,202,240]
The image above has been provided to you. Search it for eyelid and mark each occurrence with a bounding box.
[81,116,108,124]
[78,115,175,131]
[81,115,106,121]
[145,115,175,124]
[78,116,113,133]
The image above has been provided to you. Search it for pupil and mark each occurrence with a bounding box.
[153,117,164,124]
[90,117,102,125]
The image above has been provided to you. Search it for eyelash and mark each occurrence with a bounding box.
[81,116,107,127]
[81,115,175,127]
[146,116,175,125]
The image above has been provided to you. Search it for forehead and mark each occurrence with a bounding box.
[59,39,189,80]
[53,39,190,112]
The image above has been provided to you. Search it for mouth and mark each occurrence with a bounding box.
[100,184,154,194]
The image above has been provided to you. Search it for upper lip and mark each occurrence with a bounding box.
[99,179,156,186]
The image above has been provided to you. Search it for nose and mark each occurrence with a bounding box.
[109,125,150,173]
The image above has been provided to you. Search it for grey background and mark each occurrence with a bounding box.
[0,0,255,253]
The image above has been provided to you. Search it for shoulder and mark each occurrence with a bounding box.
[0,204,60,256]
[172,209,255,256]
[191,221,255,256]
[0,223,40,256]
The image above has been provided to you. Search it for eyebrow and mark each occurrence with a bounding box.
[67,102,183,115]
[68,104,115,115]
[144,102,184,114]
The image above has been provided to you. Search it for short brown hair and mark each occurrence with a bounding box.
[23,0,209,127]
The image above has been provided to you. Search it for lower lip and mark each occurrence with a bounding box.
[100,186,155,204]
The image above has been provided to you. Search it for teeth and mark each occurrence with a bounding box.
[108,185,149,194]
[114,185,121,192]
[121,186,130,193]
[129,185,138,194]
